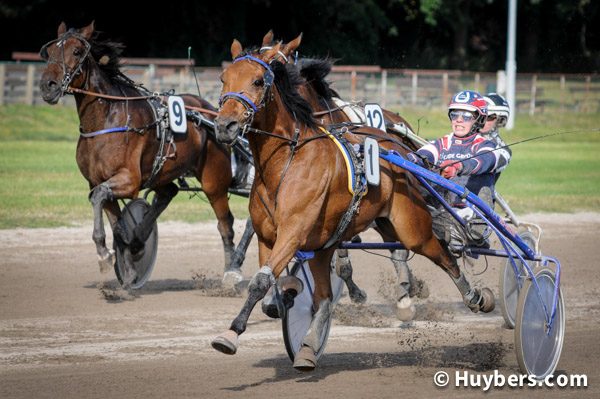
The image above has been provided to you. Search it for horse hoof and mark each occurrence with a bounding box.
[279,275,303,295]
[98,249,115,274]
[350,289,367,304]
[396,296,416,321]
[222,268,243,286]
[261,286,280,319]
[211,330,238,355]
[480,287,496,313]
[293,346,317,372]
[410,278,430,300]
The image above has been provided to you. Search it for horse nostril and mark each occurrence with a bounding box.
[226,121,240,135]
[47,80,58,88]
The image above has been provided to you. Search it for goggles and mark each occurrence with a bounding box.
[449,110,476,122]
[487,114,497,121]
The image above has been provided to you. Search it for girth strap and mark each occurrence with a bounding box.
[320,127,367,250]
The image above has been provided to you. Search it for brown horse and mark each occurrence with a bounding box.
[39,22,236,287]
[211,40,495,371]
[262,31,430,313]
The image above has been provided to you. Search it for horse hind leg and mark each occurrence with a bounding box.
[129,182,179,256]
[335,249,367,304]
[385,210,495,316]
[293,298,332,372]
[390,249,429,300]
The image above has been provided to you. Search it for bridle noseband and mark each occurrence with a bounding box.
[218,55,275,130]
[40,30,92,95]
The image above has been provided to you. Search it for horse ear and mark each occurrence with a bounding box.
[262,42,282,63]
[231,39,243,60]
[262,30,274,47]
[58,22,67,36]
[282,33,302,58]
[80,21,95,40]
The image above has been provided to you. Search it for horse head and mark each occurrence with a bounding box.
[214,41,285,145]
[39,21,95,104]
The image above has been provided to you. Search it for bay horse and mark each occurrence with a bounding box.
[211,40,495,371]
[39,22,236,287]
[263,31,430,312]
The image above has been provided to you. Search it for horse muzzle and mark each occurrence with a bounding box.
[39,77,63,104]
[215,116,243,145]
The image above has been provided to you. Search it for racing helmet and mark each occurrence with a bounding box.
[484,93,510,127]
[448,90,488,133]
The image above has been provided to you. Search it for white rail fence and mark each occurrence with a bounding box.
[2,56,599,114]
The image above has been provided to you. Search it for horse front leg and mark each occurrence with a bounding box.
[211,240,275,355]
[88,182,117,273]
[212,225,306,355]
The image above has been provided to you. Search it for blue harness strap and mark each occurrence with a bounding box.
[79,126,127,138]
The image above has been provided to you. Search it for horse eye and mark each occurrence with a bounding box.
[253,79,264,87]
[73,48,82,57]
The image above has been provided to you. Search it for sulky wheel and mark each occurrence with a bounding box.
[113,198,158,289]
[515,266,565,380]
[499,230,539,328]
[282,256,344,362]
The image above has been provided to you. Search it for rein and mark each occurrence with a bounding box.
[68,86,218,116]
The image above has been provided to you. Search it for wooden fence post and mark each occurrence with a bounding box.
[380,69,387,108]
[560,75,565,112]
[442,72,448,109]
[351,70,356,100]
[25,64,35,105]
[584,75,591,112]
[0,64,5,106]
[529,74,537,116]
[411,72,418,106]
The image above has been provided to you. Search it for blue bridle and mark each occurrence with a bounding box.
[218,55,275,118]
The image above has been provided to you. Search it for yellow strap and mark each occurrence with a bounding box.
[319,127,365,196]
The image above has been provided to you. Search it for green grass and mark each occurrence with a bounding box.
[0,104,599,228]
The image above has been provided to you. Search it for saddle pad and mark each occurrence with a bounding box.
[332,97,365,124]
[319,127,367,196]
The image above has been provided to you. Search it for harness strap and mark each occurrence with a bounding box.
[320,127,367,250]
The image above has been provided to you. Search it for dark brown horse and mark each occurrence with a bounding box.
[211,40,495,371]
[39,22,236,287]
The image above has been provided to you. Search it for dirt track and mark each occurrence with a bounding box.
[0,213,598,398]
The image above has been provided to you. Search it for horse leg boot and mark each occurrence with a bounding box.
[335,249,367,304]
[89,183,116,274]
[391,249,429,300]
[293,299,332,372]
[212,266,274,355]
[449,270,495,313]
[223,216,254,286]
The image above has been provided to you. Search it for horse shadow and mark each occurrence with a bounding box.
[85,277,249,302]
[221,341,511,391]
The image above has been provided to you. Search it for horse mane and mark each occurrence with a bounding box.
[82,29,135,88]
[271,61,318,129]
[297,57,340,101]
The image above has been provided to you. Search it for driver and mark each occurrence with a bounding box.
[408,90,498,247]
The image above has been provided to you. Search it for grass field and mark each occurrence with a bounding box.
[0,103,599,229]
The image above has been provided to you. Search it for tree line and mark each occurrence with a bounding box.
[2,0,598,73]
